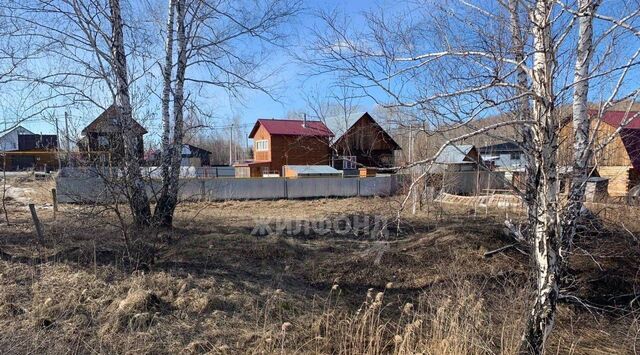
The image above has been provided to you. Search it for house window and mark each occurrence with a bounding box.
[510,152,521,160]
[98,135,109,147]
[255,140,268,151]
[342,156,357,169]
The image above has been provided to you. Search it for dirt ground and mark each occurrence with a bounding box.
[0,176,638,354]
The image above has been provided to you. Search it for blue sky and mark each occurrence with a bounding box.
[6,0,640,144]
[9,0,384,140]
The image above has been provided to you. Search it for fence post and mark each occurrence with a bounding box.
[284,177,288,199]
[200,180,206,201]
[29,204,44,242]
[51,188,58,220]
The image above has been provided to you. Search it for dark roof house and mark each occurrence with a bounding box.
[0,125,59,171]
[478,142,524,170]
[325,112,401,170]
[78,104,147,163]
[82,104,147,135]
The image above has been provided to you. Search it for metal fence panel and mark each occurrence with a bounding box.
[359,176,395,196]
[203,178,286,200]
[56,177,120,203]
[287,177,359,198]
[56,173,401,203]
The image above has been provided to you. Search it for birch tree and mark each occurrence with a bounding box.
[108,0,152,226]
[152,0,300,227]
[3,0,156,226]
[521,1,559,351]
[304,1,640,353]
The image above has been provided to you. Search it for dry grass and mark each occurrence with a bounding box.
[0,177,638,354]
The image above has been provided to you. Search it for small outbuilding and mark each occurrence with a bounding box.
[432,144,481,172]
[181,144,212,167]
[584,177,609,202]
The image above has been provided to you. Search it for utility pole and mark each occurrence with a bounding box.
[229,123,233,165]
[55,113,61,170]
[64,111,71,152]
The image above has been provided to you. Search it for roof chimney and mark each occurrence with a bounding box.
[303,113,307,128]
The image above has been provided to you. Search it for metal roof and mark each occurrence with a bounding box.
[324,111,367,138]
[597,110,640,129]
[249,119,334,138]
[478,142,521,153]
[435,144,476,164]
[82,104,148,135]
[285,165,341,175]
[325,111,402,150]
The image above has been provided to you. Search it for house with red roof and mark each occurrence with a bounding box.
[559,110,640,196]
[234,118,334,177]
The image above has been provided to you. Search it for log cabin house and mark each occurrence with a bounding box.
[77,105,147,164]
[326,112,401,172]
[559,110,640,196]
[234,118,334,177]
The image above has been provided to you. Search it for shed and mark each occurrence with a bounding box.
[283,165,342,178]
[181,144,212,167]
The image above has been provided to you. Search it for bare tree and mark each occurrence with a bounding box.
[109,0,152,226]
[152,0,300,227]
[303,1,640,353]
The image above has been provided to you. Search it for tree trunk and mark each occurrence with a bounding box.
[154,0,186,227]
[153,0,176,226]
[560,0,599,263]
[108,0,152,227]
[521,1,560,353]
[508,0,537,238]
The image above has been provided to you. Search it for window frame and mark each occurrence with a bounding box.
[255,139,269,152]
[342,155,357,170]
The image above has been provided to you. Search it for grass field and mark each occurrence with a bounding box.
[0,176,638,354]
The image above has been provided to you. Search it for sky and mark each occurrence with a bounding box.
[5,0,383,142]
[4,0,640,145]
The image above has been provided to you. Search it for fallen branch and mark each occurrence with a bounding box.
[484,243,518,257]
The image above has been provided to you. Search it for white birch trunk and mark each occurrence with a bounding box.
[154,0,186,227]
[560,0,599,261]
[108,0,151,227]
[153,0,177,226]
[508,0,537,235]
[521,0,560,353]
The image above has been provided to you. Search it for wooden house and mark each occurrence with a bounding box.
[326,112,401,171]
[559,110,640,196]
[0,126,59,171]
[235,118,334,177]
[77,105,147,164]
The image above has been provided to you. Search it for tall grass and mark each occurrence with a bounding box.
[256,281,525,354]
